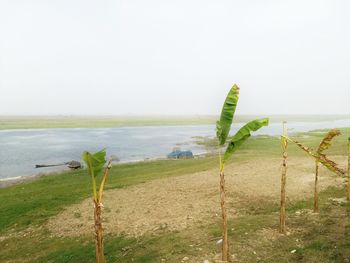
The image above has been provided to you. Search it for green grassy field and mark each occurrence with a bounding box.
[1,115,349,129]
[0,128,349,262]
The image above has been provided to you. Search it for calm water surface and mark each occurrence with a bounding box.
[1,119,350,179]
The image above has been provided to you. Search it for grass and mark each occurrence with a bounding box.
[1,129,350,262]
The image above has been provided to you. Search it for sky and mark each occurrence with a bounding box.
[0,0,349,116]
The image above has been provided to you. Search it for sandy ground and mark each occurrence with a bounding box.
[47,156,347,238]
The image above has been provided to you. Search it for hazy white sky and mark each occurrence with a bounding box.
[0,0,349,115]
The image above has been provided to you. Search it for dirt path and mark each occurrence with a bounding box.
[47,156,346,237]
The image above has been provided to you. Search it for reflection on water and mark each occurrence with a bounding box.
[0,119,350,179]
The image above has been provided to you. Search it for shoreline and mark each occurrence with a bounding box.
[0,152,210,189]
[0,171,61,189]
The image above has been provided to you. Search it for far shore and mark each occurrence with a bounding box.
[1,114,350,130]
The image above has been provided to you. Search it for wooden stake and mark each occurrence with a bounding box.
[279,122,288,234]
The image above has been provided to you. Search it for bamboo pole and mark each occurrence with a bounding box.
[314,161,319,213]
[279,122,288,234]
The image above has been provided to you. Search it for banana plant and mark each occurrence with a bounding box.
[313,129,341,212]
[83,149,112,263]
[283,134,345,213]
[347,137,350,201]
[284,136,345,176]
[216,84,268,262]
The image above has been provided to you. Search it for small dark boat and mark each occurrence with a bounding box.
[35,160,82,170]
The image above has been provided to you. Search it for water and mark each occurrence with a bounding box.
[1,118,350,179]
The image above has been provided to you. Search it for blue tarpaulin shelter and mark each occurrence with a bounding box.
[167,149,194,159]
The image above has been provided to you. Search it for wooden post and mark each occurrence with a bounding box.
[279,122,288,234]
[220,169,230,262]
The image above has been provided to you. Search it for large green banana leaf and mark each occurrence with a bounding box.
[82,149,107,178]
[224,118,269,162]
[216,84,240,145]
[317,129,341,154]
